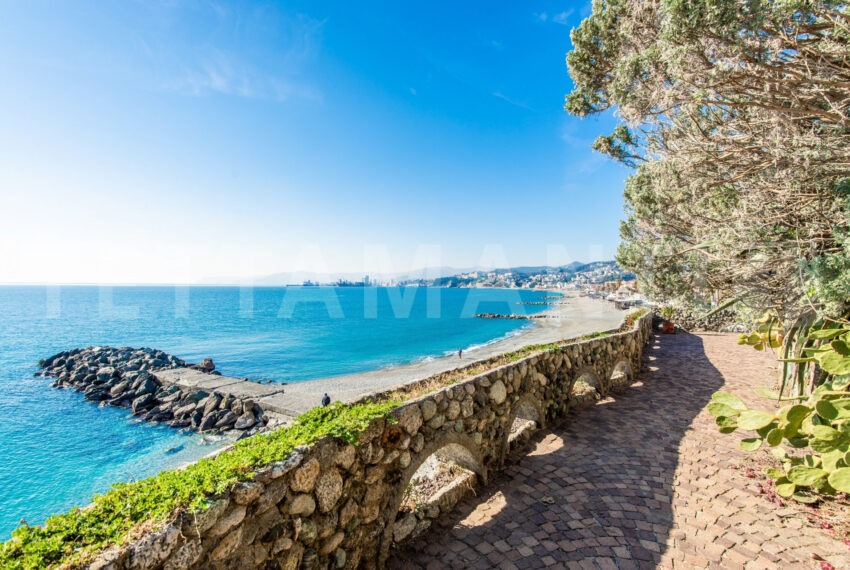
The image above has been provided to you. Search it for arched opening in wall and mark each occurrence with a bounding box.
[569,370,602,409]
[608,359,633,391]
[507,398,542,453]
[392,443,482,547]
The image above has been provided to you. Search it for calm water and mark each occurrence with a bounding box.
[0,285,549,538]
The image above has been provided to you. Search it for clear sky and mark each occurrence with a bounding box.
[0,1,627,284]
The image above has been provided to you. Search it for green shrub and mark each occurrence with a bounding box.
[710,321,850,503]
[0,400,397,569]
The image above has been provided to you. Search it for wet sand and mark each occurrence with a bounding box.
[257,292,626,417]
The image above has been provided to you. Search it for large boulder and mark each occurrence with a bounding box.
[189,358,216,373]
[214,411,237,429]
[131,393,156,414]
[84,387,110,402]
[190,410,204,428]
[202,393,222,416]
[96,367,116,382]
[198,412,219,432]
[131,371,152,390]
[135,377,157,396]
[173,402,196,419]
[234,411,256,430]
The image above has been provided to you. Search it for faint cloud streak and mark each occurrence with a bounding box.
[160,8,325,103]
[552,10,575,25]
[173,50,322,102]
[534,10,575,26]
[492,90,532,110]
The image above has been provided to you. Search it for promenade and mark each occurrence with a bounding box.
[388,332,850,569]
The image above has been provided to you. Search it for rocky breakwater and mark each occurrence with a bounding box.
[474,313,556,320]
[40,346,272,436]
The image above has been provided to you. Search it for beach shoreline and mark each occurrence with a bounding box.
[258,290,626,416]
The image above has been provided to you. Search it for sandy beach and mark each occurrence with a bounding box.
[258,291,626,416]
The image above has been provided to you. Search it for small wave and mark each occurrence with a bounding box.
[463,324,533,353]
[304,317,538,378]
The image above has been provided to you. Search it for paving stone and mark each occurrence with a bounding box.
[387,333,850,569]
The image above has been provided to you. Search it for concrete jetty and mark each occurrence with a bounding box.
[153,368,295,423]
[155,368,325,419]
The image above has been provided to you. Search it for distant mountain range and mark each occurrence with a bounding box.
[459,260,589,277]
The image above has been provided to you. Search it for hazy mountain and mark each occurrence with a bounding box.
[198,266,483,286]
[197,261,617,286]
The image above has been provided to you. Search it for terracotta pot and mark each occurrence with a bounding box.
[661,321,676,334]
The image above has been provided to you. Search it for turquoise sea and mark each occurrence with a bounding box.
[0,285,550,539]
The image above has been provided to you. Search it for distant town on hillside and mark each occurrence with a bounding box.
[399,260,634,289]
[295,261,635,289]
[308,261,632,288]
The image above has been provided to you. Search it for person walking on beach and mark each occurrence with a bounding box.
[321,393,331,407]
[458,349,463,359]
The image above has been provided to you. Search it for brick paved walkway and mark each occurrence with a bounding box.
[388,332,850,569]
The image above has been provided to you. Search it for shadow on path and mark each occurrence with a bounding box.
[387,332,724,569]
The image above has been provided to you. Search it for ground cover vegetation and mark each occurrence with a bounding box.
[0,400,398,569]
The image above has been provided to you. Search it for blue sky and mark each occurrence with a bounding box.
[0,1,627,284]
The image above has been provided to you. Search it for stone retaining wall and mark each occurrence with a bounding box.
[89,314,653,570]
[654,308,745,332]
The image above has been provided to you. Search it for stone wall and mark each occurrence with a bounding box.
[89,314,653,570]
[653,308,746,332]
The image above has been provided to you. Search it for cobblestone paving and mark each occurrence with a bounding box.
[388,332,850,569]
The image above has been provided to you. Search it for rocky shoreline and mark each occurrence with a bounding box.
[39,346,273,437]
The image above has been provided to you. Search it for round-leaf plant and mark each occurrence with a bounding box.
[708,371,850,502]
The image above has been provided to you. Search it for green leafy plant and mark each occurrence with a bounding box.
[736,313,783,352]
[738,313,850,398]
[0,400,398,570]
[660,305,675,321]
[709,327,850,502]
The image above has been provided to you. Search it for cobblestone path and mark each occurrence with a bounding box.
[388,332,850,569]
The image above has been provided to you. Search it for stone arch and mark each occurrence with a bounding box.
[568,367,605,408]
[380,431,486,564]
[573,366,604,392]
[500,395,546,459]
[608,358,634,391]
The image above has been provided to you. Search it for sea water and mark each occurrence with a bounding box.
[0,285,550,538]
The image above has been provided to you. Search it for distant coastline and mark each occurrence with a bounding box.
[263,291,626,416]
